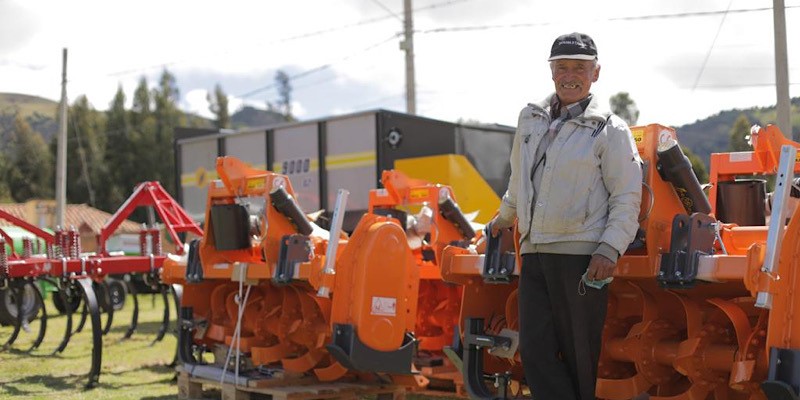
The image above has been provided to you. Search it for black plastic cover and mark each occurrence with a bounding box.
[326,323,415,374]
[210,204,251,250]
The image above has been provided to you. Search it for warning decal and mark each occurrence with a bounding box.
[370,296,397,316]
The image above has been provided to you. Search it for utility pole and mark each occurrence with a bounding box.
[402,0,416,115]
[55,48,68,229]
[773,0,792,138]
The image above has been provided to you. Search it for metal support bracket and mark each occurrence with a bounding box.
[455,318,512,400]
[657,212,716,288]
[757,145,796,308]
[185,239,204,284]
[482,223,516,283]
[272,235,311,285]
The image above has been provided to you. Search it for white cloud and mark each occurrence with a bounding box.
[0,0,798,133]
[291,101,307,118]
[183,89,213,119]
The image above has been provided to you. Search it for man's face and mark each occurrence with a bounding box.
[550,59,600,105]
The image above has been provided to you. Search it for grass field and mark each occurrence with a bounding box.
[0,290,460,400]
[0,292,183,399]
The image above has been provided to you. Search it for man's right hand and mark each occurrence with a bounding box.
[489,215,513,237]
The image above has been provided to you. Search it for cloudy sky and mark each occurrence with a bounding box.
[1,0,798,130]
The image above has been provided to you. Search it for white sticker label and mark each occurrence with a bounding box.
[213,263,230,270]
[729,152,753,162]
[370,296,397,316]
[375,188,389,197]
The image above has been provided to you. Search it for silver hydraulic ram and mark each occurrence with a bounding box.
[317,189,349,298]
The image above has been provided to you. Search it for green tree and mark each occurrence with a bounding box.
[153,68,182,194]
[130,76,161,191]
[208,84,230,129]
[131,76,152,125]
[0,153,13,202]
[63,96,107,208]
[103,85,140,209]
[275,70,293,120]
[6,115,53,202]
[609,92,640,126]
[729,113,751,151]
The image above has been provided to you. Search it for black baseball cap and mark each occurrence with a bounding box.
[548,32,598,61]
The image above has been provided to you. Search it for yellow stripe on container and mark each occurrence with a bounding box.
[326,151,376,171]
[180,167,219,188]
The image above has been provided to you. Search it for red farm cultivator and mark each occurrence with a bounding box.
[0,181,201,387]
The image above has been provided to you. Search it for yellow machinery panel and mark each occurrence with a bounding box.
[395,154,500,224]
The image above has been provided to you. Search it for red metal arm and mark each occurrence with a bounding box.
[0,209,55,245]
[98,182,203,255]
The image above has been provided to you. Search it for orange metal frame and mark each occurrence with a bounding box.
[439,124,800,400]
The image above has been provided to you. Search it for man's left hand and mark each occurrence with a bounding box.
[587,254,615,280]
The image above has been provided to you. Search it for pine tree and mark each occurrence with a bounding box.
[729,114,752,151]
[0,153,13,202]
[153,69,182,194]
[6,115,53,202]
[64,96,107,208]
[208,84,230,129]
[130,76,160,190]
[103,85,140,209]
[275,70,293,120]
[132,76,152,125]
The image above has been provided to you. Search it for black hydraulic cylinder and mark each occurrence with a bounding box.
[656,139,712,214]
[270,187,314,236]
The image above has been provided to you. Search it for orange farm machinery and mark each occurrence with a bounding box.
[0,181,202,387]
[368,168,477,387]
[163,155,484,388]
[439,124,800,400]
[163,157,421,384]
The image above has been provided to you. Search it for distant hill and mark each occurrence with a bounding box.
[0,93,59,144]
[0,92,288,147]
[674,97,800,169]
[231,105,288,128]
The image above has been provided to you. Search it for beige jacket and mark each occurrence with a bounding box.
[497,94,642,262]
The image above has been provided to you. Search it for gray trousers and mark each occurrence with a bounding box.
[518,253,608,400]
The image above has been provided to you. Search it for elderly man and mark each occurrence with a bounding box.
[490,33,642,399]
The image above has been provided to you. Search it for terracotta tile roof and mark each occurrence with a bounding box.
[0,203,141,235]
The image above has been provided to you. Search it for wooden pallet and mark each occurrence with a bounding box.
[414,364,466,397]
[177,367,406,400]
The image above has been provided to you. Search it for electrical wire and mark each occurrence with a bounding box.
[105,0,473,79]
[237,34,400,99]
[415,5,800,35]
[692,0,734,91]
[369,0,403,22]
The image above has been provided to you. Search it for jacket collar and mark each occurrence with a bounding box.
[531,93,610,123]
